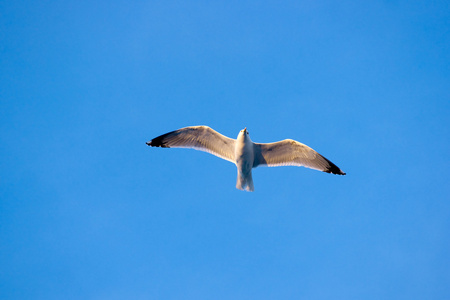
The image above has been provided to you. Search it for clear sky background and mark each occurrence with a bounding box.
[1,1,449,299]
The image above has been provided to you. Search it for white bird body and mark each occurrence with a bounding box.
[147,126,345,192]
[235,128,255,191]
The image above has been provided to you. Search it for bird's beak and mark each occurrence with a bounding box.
[244,127,247,132]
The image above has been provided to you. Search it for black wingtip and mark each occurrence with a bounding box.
[319,154,346,175]
[324,163,347,175]
[324,165,346,175]
[146,132,172,148]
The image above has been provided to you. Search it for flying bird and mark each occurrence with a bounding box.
[146,126,345,191]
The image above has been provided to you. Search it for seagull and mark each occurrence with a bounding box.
[146,126,345,191]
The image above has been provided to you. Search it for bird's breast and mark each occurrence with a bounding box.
[235,139,254,172]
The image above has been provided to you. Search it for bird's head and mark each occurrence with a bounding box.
[237,127,251,141]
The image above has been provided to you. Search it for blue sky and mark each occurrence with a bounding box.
[1,1,449,299]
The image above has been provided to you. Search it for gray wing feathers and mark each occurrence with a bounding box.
[147,126,236,163]
[253,139,345,175]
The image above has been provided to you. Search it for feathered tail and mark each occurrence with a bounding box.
[236,170,254,192]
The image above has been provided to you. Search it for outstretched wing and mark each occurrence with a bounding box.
[253,139,345,175]
[146,126,236,163]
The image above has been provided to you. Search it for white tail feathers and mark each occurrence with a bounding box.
[236,171,254,192]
